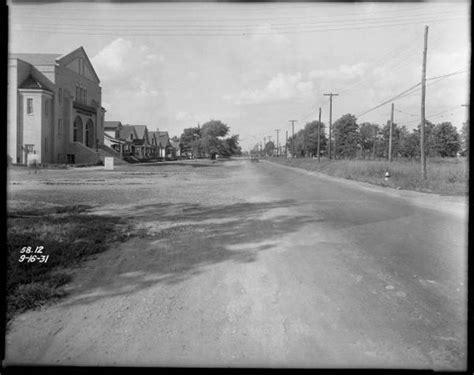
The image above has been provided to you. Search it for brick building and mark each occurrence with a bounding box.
[8,46,105,165]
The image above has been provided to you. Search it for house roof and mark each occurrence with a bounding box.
[57,46,101,83]
[170,139,180,148]
[118,125,138,140]
[131,125,148,140]
[157,131,170,147]
[19,75,53,92]
[10,53,62,66]
[148,131,159,143]
[104,121,122,130]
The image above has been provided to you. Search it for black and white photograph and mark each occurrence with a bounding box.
[4,0,470,370]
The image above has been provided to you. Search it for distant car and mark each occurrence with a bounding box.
[250,155,259,162]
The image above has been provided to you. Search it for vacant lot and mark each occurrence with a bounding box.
[7,160,247,322]
[267,157,467,195]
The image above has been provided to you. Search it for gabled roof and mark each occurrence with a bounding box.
[10,53,62,66]
[170,139,180,148]
[131,125,148,140]
[104,121,122,130]
[118,125,138,141]
[148,131,159,144]
[19,75,53,93]
[57,46,101,83]
[157,131,170,147]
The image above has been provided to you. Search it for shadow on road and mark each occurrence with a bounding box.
[59,199,316,308]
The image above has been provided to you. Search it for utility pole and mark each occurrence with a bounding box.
[420,25,429,179]
[389,103,394,162]
[275,129,280,156]
[289,120,297,158]
[373,126,377,160]
[317,107,321,163]
[285,130,288,157]
[324,93,338,159]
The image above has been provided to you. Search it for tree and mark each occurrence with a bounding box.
[301,121,327,157]
[400,129,420,159]
[358,122,379,159]
[333,114,359,159]
[461,121,469,154]
[433,122,461,157]
[222,134,242,157]
[201,120,230,138]
[417,120,437,157]
[264,141,275,156]
[180,120,241,159]
[180,126,201,157]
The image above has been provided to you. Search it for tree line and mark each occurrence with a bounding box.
[256,113,467,159]
[179,120,242,159]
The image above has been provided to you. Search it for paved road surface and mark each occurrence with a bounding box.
[5,159,467,369]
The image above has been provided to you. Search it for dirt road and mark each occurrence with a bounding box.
[5,159,467,369]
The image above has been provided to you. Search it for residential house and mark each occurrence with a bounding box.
[8,47,105,165]
[148,130,160,159]
[130,125,151,159]
[157,131,175,160]
[104,121,123,153]
[117,125,138,157]
[170,138,181,158]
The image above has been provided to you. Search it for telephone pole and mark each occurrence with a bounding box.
[389,103,394,162]
[373,126,377,160]
[317,107,321,163]
[275,129,280,156]
[289,120,297,157]
[420,26,429,179]
[285,130,288,157]
[324,93,338,159]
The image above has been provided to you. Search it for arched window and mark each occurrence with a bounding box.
[73,116,83,143]
[85,119,94,148]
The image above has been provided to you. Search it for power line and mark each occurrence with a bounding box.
[12,10,460,25]
[356,83,421,118]
[11,4,460,19]
[11,16,464,36]
[426,69,468,81]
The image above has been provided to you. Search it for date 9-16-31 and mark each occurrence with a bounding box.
[19,246,49,263]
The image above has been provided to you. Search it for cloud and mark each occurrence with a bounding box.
[229,72,314,105]
[309,62,368,81]
[92,38,164,83]
[91,38,166,126]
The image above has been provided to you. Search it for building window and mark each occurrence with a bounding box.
[58,119,63,137]
[58,88,62,104]
[73,121,78,142]
[76,85,80,101]
[26,98,33,114]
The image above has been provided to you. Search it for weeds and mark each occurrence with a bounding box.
[7,205,131,322]
[268,157,467,195]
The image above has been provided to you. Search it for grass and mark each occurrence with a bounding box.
[267,157,468,196]
[7,205,131,322]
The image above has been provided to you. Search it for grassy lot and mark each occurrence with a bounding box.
[7,205,132,322]
[6,160,236,322]
[267,157,468,196]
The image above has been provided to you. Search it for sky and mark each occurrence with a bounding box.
[8,1,471,151]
